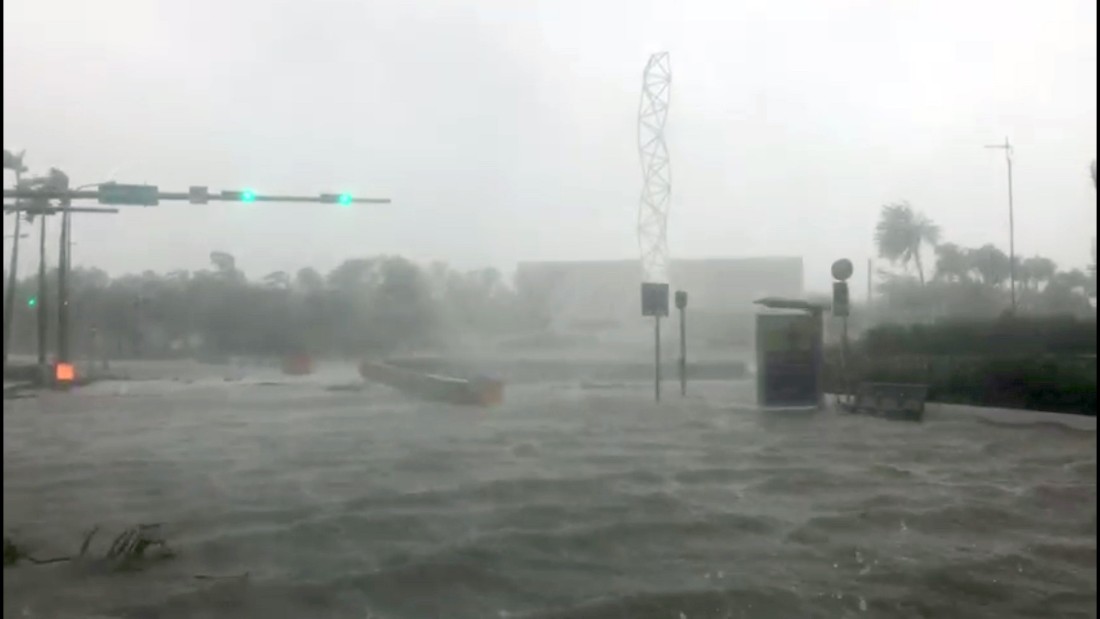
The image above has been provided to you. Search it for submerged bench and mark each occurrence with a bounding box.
[844,382,929,422]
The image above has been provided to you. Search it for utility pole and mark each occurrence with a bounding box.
[57,196,71,363]
[985,137,1017,314]
[36,200,48,383]
[3,149,27,372]
[2,208,21,368]
[37,169,68,381]
[57,181,107,365]
[867,258,873,307]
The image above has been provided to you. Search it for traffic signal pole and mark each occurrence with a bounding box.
[3,183,391,381]
[2,177,23,373]
[3,150,27,374]
[4,202,118,380]
[36,206,47,382]
[2,206,21,370]
[58,201,71,364]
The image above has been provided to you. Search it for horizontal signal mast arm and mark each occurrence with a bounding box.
[3,188,391,205]
[3,204,120,214]
[219,193,392,204]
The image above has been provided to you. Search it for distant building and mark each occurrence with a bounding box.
[515,257,803,330]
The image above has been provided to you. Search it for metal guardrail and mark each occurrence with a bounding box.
[843,382,929,422]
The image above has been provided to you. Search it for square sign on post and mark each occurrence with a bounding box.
[98,183,159,206]
[641,282,670,317]
[832,282,850,318]
[188,186,209,205]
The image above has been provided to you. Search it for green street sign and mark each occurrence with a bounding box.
[98,184,159,206]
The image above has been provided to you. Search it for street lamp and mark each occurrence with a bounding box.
[985,137,1017,314]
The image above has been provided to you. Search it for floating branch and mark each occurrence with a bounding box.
[4,523,175,572]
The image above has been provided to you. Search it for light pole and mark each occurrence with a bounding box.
[985,137,1017,314]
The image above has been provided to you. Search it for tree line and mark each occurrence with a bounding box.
[872,201,1095,321]
[5,253,546,360]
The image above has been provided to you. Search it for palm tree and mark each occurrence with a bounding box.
[874,201,941,285]
[968,244,1011,287]
[1020,256,1057,291]
[326,258,378,292]
[933,243,970,283]
[263,271,290,290]
[1053,268,1090,292]
[294,267,324,293]
[209,251,238,278]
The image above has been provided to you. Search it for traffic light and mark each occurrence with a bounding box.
[320,193,354,206]
[27,296,36,308]
[219,189,258,203]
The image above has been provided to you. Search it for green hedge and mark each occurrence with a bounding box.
[862,315,1096,357]
[826,352,1095,416]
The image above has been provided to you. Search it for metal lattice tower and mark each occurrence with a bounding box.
[637,52,672,283]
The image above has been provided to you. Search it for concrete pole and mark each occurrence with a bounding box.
[654,316,662,402]
[57,203,71,363]
[36,209,48,383]
[986,138,1017,314]
[867,258,872,307]
[1006,143,1017,313]
[678,304,687,397]
[3,170,23,371]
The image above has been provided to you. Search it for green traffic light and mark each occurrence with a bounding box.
[27,296,36,308]
[241,189,257,203]
[337,193,353,206]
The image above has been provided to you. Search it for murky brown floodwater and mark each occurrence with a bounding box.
[4,365,1096,618]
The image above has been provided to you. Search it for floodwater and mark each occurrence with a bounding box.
[3,363,1096,619]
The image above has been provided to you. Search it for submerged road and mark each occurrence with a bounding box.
[3,361,1096,618]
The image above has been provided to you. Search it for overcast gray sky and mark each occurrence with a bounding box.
[4,0,1096,292]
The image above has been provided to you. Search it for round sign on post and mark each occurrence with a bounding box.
[831,258,854,281]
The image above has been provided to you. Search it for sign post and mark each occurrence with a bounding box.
[831,258,854,400]
[641,282,670,402]
[675,290,688,396]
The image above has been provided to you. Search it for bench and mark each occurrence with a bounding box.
[843,382,928,422]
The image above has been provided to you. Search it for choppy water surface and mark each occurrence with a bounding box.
[3,370,1096,619]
